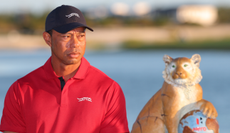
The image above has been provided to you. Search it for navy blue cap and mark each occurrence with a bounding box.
[45,5,93,33]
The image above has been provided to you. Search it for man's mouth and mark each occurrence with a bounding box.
[68,52,80,58]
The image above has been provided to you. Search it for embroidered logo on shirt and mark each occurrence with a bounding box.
[77,97,92,102]
[66,13,80,18]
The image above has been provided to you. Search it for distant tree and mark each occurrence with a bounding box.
[217,7,230,23]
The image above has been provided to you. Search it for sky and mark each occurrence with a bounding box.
[1,0,230,14]
[0,0,230,13]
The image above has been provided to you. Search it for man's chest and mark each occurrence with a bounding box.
[20,82,107,132]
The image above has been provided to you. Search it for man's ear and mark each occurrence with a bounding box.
[43,31,52,47]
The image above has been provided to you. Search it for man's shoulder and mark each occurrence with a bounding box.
[86,65,122,89]
[8,65,45,93]
[88,65,113,80]
[18,65,45,83]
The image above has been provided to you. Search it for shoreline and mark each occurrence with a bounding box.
[1,24,230,50]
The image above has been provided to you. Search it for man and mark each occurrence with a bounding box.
[0,5,129,133]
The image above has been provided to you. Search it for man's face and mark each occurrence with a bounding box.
[49,27,86,66]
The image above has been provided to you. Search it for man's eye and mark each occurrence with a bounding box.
[77,34,85,41]
[79,34,85,37]
[63,35,70,38]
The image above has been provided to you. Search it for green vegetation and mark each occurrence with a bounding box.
[0,7,230,34]
[121,38,230,50]
[0,7,229,50]
[0,12,49,34]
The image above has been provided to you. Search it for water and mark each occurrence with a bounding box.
[0,49,229,132]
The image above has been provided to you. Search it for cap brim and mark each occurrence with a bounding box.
[53,22,93,33]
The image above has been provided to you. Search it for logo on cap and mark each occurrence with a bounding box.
[66,13,80,18]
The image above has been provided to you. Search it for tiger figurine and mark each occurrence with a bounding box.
[131,54,218,133]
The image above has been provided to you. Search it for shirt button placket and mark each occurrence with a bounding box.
[60,85,68,106]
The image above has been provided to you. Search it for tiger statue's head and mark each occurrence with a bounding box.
[162,54,202,88]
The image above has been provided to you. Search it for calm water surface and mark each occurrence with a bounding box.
[0,49,229,132]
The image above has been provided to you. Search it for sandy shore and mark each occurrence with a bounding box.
[1,24,230,50]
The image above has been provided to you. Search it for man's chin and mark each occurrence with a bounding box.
[64,58,81,65]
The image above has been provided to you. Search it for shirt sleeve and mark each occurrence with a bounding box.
[0,81,26,133]
[100,81,130,133]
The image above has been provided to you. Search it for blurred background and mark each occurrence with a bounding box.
[0,0,229,132]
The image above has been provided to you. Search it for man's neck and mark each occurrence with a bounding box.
[51,60,80,81]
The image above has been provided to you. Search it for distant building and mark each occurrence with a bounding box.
[153,8,177,21]
[84,4,218,27]
[111,2,130,16]
[133,2,151,16]
[176,5,218,26]
[152,5,218,26]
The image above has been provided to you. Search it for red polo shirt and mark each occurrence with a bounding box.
[0,57,129,133]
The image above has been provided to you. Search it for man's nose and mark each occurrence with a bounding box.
[70,37,80,48]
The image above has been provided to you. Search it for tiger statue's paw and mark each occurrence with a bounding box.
[198,99,218,119]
